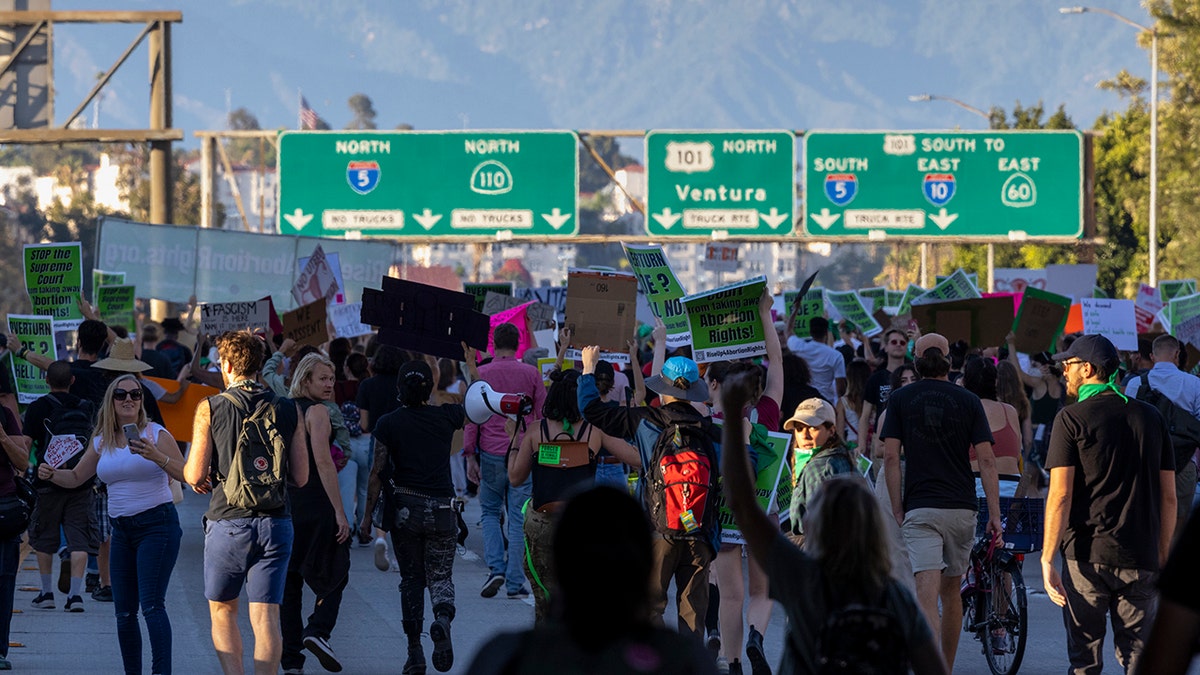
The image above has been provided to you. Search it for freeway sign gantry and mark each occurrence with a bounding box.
[645,130,795,238]
[277,130,579,238]
[803,130,1084,239]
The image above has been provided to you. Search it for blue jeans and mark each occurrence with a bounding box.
[349,435,372,528]
[479,452,531,593]
[594,462,628,491]
[110,502,182,675]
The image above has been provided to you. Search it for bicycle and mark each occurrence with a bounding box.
[961,496,1045,675]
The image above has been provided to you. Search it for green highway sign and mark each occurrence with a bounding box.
[278,131,579,238]
[645,130,795,237]
[803,130,1083,239]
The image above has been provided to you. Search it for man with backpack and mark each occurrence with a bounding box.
[578,345,723,641]
[22,361,97,613]
[183,330,310,675]
[1124,334,1200,544]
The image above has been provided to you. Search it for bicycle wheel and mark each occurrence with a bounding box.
[983,557,1028,675]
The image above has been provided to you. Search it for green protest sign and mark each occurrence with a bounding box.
[24,243,83,330]
[911,269,982,307]
[96,285,136,333]
[682,276,767,363]
[1160,280,1196,303]
[7,315,57,404]
[884,290,906,309]
[1011,287,1072,354]
[935,271,979,289]
[714,424,790,545]
[897,284,925,316]
[783,288,824,337]
[858,286,887,312]
[92,269,125,302]
[463,282,513,312]
[826,290,883,337]
[623,243,690,349]
[1169,293,1200,349]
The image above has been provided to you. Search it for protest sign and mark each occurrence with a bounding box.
[329,302,372,338]
[993,268,1047,295]
[1079,298,1137,351]
[514,286,567,318]
[564,269,639,358]
[1011,287,1072,354]
[857,287,886,313]
[199,298,271,335]
[1160,279,1197,303]
[1063,304,1084,334]
[783,288,823,337]
[884,289,906,310]
[146,376,219,444]
[623,244,690,349]
[292,244,340,307]
[715,423,789,545]
[910,296,1014,349]
[935,270,979,289]
[489,301,537,358]
[825,291,882,337]
[1135,283,1163,333]
[682,276,767,363]
[465,282,513,312]
[897,283,926,316]
[702,242,739,273]
[281,299,329,348]
[1045,264,1098,302]
[91,269,125,302]
[1169,293,1200,349]
[361,277,489,360]
[96,285,136,333]
[24,243,83,330]
[43,432,84,469]
[7,315,57,404]
[481,292,554,329]
[298,251,348,304]
[911,269,982,307]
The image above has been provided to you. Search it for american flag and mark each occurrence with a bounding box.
[299,96,319,130]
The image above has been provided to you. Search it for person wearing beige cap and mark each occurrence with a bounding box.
[878,332,1002,672]
[782,398,857,547]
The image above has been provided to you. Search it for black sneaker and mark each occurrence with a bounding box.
[746,625,771,675]
[430,616,453,672]
[302,635,343,673]
[64,595,84,612]
[480,574,504,598]
[91,586,113,602]
[728,660,743,675]
[31,592,54,609]
[706,629,722,659]
[506,586,530,600]
[85,572,100,594]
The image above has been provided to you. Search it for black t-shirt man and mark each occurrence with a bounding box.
[356,374,400,433]
[1045,392,1174,570]
[880,379,993,512]
[68,360,109,405]
[372,404,466,499]
[23,391,92,491]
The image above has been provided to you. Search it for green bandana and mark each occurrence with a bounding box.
[1076,371,1129,403]
[562,418,573,435]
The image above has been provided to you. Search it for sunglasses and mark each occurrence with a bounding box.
[112,388,143,401]
[1060,359,1085,369]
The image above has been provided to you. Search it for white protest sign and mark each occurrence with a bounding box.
[199,298,271,335]
[43,434,84,469]
[329,302,372,338]
[702,243,738,273]
[299,251,347,305]
[1135,284,1163,333]
[292,244,340,306]
[992,268,1047,295]
[1079,298,1137,351]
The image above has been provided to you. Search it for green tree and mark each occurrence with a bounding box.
[346,94,377,130]
[226,107,276,166]
[115,146,222,228]
[579,135,637,194]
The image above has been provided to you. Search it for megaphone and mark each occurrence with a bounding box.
[464,380,534,425]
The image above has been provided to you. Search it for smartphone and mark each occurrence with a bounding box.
[122,424,140,445]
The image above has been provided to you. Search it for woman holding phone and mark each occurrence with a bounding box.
[40,374,186,675]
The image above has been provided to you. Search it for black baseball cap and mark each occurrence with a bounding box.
[1052,334,1120,372]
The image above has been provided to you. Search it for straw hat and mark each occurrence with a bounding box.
[93,338,152,373]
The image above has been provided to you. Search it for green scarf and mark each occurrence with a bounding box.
[1076,371,1129,403]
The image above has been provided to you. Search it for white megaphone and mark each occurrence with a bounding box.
[464,380,534,425]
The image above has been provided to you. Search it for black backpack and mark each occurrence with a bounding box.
[816,586,909,675]
[646,420,719,541]
[214,391,289,511]
[42,394,96,471]
[1135,378,1200,469]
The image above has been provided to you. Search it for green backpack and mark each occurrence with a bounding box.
[216,392,289,511]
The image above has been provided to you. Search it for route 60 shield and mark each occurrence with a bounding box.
[346,161,381,195]
[824,173,857,206]
[923,173,955,207]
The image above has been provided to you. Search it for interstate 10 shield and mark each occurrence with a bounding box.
[923,173,955,207]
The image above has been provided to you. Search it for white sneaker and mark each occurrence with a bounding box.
[373,538,389,572]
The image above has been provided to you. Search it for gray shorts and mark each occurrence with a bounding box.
[902,507,976,577]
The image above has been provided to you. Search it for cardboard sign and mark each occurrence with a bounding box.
[361,277,490,360]
[623,244,690,348]
[911,269,982,307]
[43,434,84,469]
[96,284,136,333]
[682,276,767,363]
[292,243,340,307]
[329,302,372,338]
[825,290,882,337]
[564,269,639,355]
[281,299,329,348]
[993,268,1047,295]
[714,422,790,545]
[24,243,83,331]
[7,315,57,404]
[1011,287,1072,354]
[1135,283,1163,333]
[1045,264,1098,302]
[702,242,739,273]
[200,298,271,335]
[91,269,125,302]
[1169,293,1200,349]
[1160,279,1197,303]
[465,282,513,312]
[1080,298,1137,351]
[910,296,1014,349]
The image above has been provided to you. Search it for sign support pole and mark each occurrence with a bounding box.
[987,243,995,293]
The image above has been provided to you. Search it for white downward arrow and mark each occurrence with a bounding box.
[930,208,959,230]
[283,208,313,230]
[759,207,789,229]
[809,208,840,230]
[652,208,681,229]
[541,208,572,230]
[414,208,442,230]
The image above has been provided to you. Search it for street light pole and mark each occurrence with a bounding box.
[908,94,991,122]
[1060,6,1159,286]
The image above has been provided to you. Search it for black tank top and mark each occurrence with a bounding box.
[289,398,335,513]
[205,384,295,521]
[530,419,596,510]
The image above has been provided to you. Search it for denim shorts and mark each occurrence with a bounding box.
[203,517,293,604]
